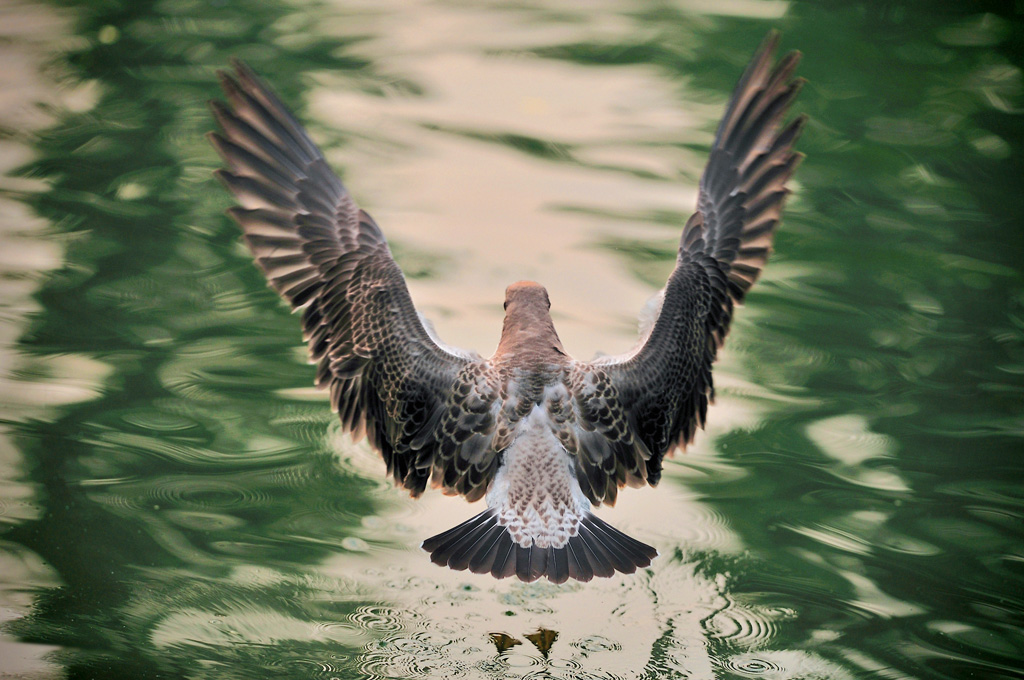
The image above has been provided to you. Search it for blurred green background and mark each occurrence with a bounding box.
[0,0,1021,678]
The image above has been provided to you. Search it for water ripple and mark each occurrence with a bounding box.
[268,407,335,445]
[640,503,739,552]
[724,655,784,675]
[348,605,412,633]
[360,633,467,679]
[572,635,622,653]
[117,408,203,433]
[146,475,273,510]
[86,428,301,466]
[937,479,1024,507]
[724,650,855,679]
[162,509,245,531]
[88,474,274,518]
[707,604,780,648]
[158,337,297,405]
[5,4,1020,680]
[806,415,895,465]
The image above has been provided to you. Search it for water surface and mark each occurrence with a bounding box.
[0,0,1022,678]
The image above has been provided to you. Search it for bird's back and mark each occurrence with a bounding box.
[422,370,658,583]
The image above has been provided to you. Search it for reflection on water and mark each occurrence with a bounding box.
[82,474,851,680]
[1,0,1022,679]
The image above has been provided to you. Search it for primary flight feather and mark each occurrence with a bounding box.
[209,32,804,584]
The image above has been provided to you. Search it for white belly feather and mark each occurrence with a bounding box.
[486,405,591,549]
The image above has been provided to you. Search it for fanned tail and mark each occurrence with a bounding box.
[421,509,657,584]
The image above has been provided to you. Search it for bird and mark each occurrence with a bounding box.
[208,32,804,584]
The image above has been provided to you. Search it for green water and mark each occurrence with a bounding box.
[0,0,1021,678]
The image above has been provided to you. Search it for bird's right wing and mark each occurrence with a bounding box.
[570,33,805,504]
[210,62,503,500]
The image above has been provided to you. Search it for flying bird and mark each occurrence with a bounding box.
[209,32,804,584]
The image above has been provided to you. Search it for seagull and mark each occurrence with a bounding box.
[209,32,804,584]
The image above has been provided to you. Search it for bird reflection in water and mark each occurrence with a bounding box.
[488,628,558,657]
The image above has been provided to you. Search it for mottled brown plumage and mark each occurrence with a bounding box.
[210,32,804,583]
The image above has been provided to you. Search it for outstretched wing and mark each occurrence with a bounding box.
[210,62,502,500]
[570,33,806,505]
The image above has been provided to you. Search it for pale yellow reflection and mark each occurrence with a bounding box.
[0,2,89,676]
[140,436,855,678]
[310,0,719,360]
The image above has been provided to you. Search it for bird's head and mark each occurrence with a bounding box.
[503,280,551,312]
[496,281,565,361]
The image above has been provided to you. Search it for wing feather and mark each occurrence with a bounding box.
[571,32,805,504]
[211,62,501,498]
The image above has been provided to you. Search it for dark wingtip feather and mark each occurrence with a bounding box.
[680,30,805,323]
[216,68,243,101]
[750,30,780,71]
[229,57,252,78]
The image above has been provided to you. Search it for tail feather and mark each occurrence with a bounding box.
[468,527,504,574]
[576,532,614,578]
[580,515,657,566]
[565,536,593,582]
[579,522,631,573]
[423,510,494,567]
[421,509,491,549]
[493,532,517,579]
[518,544,548,582]
[421,509,657,584]
[449,523,503,572]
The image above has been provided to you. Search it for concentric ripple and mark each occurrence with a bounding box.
[723,651,856,679]
[348,605,411,633]
[359,633,467,679]
[707,604,780,648]
[144,475,273,510]
[572,635,622,653]
[724,655,784,676]
[87,472,274,524]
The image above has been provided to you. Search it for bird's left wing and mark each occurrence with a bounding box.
[569,33,805,505]
[210,62,501,500]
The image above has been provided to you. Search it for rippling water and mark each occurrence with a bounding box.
[0,0,1021,678]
